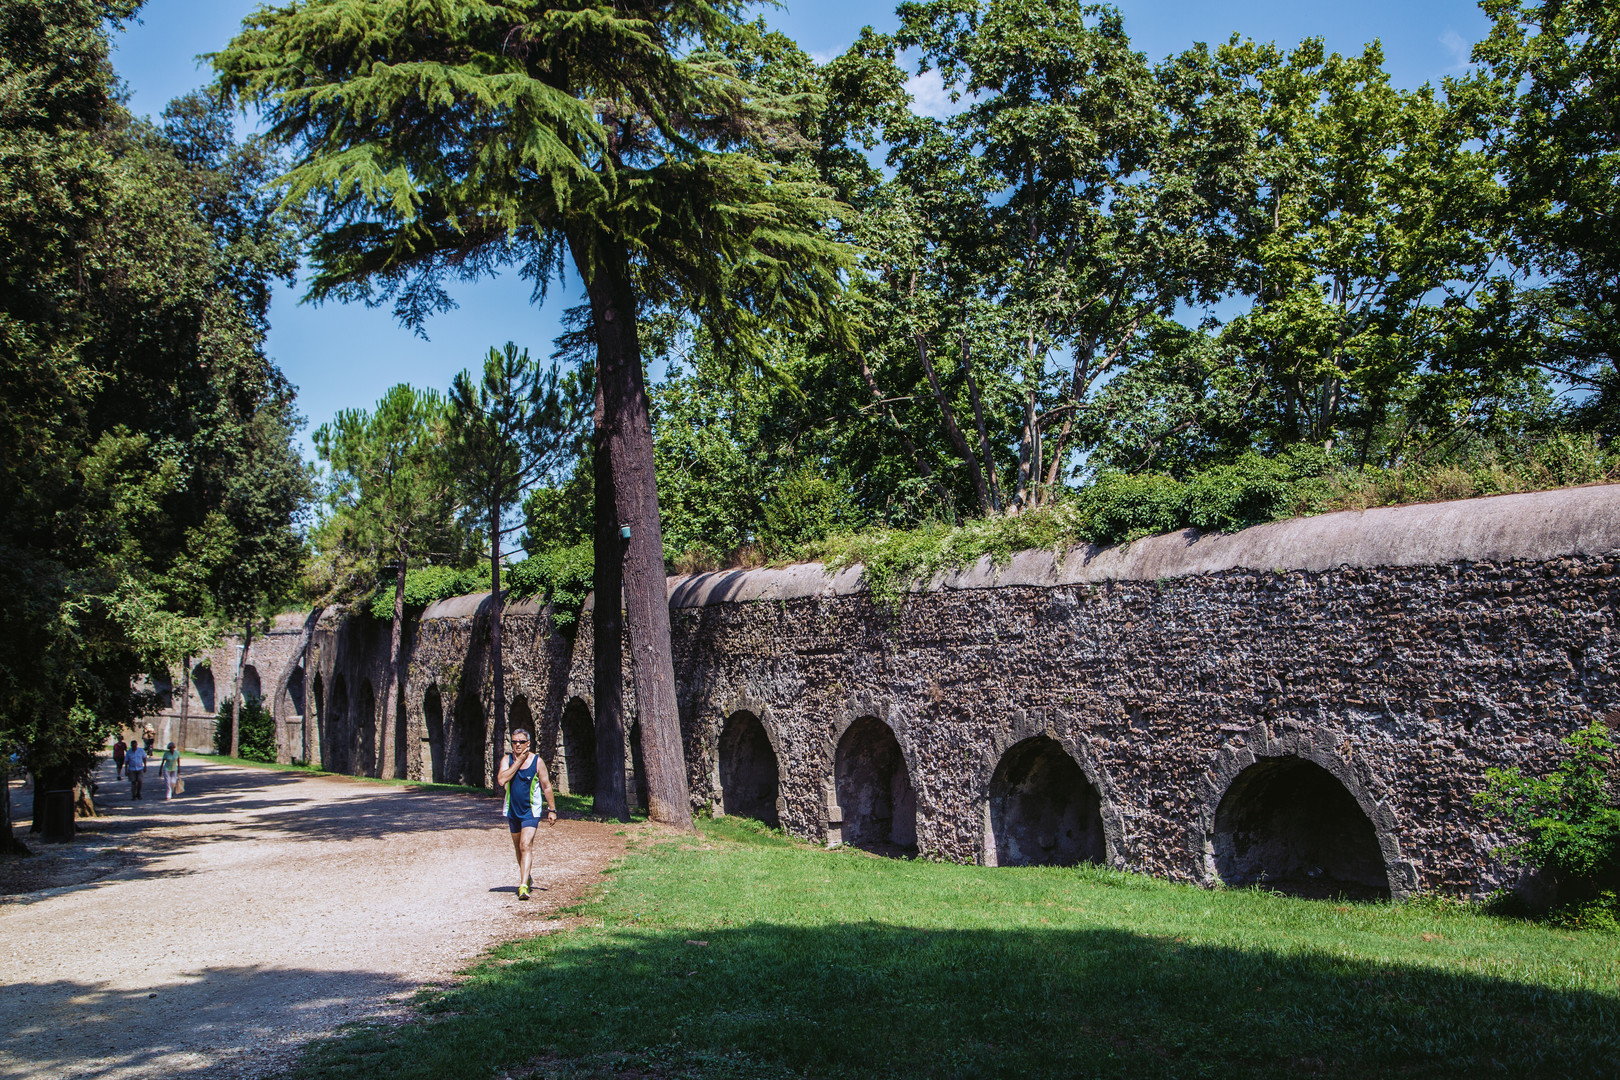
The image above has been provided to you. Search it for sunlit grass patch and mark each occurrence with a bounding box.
[294,815,1620,1080]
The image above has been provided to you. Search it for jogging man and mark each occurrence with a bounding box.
[496,729,556,900]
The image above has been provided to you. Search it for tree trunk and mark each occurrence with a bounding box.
[179,654,191,754]
[591,390,629,822]
[578,238,692,829]
[0,763,25,855]
[488,506,505,790]
[229,625,252,759]
[379,556,408,780]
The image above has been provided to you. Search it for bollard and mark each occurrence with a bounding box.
[41,789,75,842]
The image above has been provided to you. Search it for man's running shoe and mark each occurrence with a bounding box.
[518,884,530,900]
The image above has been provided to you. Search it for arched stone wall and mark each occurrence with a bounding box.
[718,711,781,826]
[1196,723,1418,899]
[423,685,447,783]
[986,736,1105,868]
[282,486,1620,897]
[833,716,917,853]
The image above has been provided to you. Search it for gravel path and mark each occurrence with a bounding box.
[0,759,626,1080]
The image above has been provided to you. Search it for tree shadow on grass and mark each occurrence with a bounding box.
[293,921,1620,1080]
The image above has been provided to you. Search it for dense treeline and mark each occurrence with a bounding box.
[305,0,1620,625]
[550,0,1617,570]
[0,2,307,847]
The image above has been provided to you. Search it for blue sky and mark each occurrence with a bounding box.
[112,0,1493,461]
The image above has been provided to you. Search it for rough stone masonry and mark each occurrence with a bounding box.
[164,485,1620,901]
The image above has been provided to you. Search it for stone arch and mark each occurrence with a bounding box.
[834,716,917,853]
[327,673,350,774]
[972,712,1126,869]
[1200,724,1414,899]
[357,679,377,777]
[148,670,173,710]
[193,663,216,713]
[310,672,325,768]
[286,665,306,717]
[558,697,596,796]
[718,711,780,826]
[392,682,408,780]
[1211,757,1390,899]
[241,664,262,705]
[509,696,536,752]
[987,736,1105,867]
[423,685,447,783]
[455,690,486,787]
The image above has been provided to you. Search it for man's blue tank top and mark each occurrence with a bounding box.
[505,754,541,818]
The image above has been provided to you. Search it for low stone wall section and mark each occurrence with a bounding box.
[249,486,1620,899]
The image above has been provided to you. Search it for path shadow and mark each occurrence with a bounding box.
[1,964,418,1080]
[295,921,1620,1080]
[2,761,500,901]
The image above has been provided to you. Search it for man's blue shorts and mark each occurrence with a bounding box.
[507,813,540,833]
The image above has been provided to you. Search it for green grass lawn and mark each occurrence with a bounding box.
[295,817,1620,1080]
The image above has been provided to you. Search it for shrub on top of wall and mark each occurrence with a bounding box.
[365,565,491,620]
[506,541,593,636]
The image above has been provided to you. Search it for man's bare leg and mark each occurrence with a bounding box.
[516,825,537,893]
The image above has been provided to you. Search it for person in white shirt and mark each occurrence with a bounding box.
[125,742,148,799]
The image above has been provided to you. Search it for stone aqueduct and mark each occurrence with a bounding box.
[147,486,1620,900]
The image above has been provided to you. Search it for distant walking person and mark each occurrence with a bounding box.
[126,741,148,800]
[112,737,127,780]
[161,743,181,800]
[496,729,556,900]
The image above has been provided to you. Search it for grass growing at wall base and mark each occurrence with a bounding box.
[292,817,1620,1080]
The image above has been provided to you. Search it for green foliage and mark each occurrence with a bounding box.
[0,4,306,800]
[447,342,591,600]
[312,383,467,609]
[507,543,595,636]
[216,695,276,764]
[363,566,492,621]
[1477,721,1620,925]
[759,467,858,556]
[803,441,1620,608]
[291,817,1620,1080]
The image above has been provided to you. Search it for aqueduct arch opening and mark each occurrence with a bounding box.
[455,691,486,787]
[559,698,596,796]
[357,679,377,777]
[719,711,780,826]
[193,663,216,714]
[423,685,446,783]
[509,697,536,743]
[835,717,917,853]
[988,736,1105,867]
[241,665,262,705]
[327,674,350,774]
[1212,756,1390,899]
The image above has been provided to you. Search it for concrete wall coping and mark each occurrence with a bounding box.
[417,484,1620,621]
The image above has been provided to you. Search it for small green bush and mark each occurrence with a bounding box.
[759,466,857,555]
[215,695,277,763]
[1476,721,1620,927]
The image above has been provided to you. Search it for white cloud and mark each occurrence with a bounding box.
[809,46,846,66]
[904,67,955,119]
[1439,29,1472,72]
